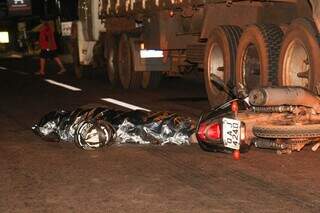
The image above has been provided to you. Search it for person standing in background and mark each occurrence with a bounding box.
[35,20,66,76]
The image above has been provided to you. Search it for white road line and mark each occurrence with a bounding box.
[101,98,151,111]
[0,66,8,70]
[45,79,82,91]
[12,70,28,75]
[0,67,28,75]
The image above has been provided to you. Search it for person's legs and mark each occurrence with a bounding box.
[35,50,47,75]
[37,58,46,75]
[54,57,66,74]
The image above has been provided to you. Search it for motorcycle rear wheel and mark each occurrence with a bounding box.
[253,123,320,138]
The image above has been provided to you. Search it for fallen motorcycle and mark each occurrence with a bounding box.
[196,78,320,155]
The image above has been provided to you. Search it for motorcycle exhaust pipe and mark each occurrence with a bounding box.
[249,87,320,113]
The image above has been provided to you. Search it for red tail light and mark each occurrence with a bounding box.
[231,101,239,113]
[206,123,221,140]
[197,123,207,141]
[197,122,221,141]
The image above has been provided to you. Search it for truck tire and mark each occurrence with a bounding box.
[235,25,284,91]
[71,22,83,79]
[118,34,142,89]
[141,72,162,89]
[253,123,320,139]
[105,34,120,87]
[204,25,242,107]
[278,18,320,92]
[74,64,83,79]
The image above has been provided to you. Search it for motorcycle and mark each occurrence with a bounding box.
[196,77,320,155]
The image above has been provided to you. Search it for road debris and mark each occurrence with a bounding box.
[32,107,195,150]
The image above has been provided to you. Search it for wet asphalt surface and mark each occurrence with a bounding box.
[1,58,320,212]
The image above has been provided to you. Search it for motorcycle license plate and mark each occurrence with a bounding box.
[222,118,241,150]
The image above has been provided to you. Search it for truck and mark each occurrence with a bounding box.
[72,0,320,107]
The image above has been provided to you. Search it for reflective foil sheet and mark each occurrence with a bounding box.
[32,107,195,150]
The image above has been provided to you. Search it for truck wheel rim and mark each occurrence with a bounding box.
[242,44,261,90]
[208,43,224,86]
[282,39,310,88]
[107,49,116,81]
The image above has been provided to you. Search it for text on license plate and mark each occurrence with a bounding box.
[222,118,241,150]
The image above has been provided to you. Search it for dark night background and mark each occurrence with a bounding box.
[0,0,78,20]
[0,0,78,53]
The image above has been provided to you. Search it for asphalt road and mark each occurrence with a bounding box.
[1,58,320,213]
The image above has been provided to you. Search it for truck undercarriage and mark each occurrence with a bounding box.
[73,0,320,108]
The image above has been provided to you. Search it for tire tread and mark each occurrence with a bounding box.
[255,24,284,85]
[253,124,320,138]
